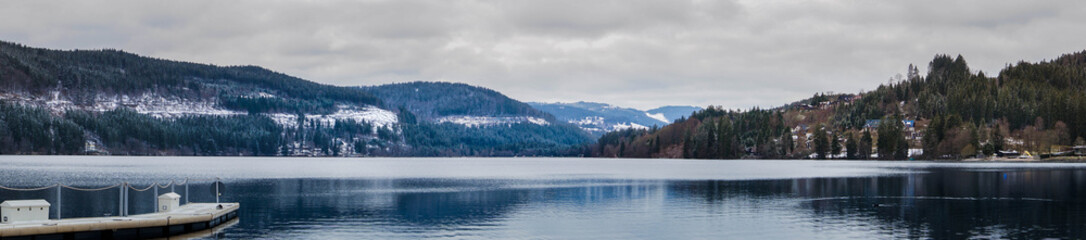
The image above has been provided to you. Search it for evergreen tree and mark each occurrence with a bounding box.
[813,124,829,159]
[655,135,662,153]
[922,116,941,159]
[830,132,842,158]
[895,131,910,160]
[877,115,908,160]
[991,125,1005,152]
[781,131,794,157]
[619,142,626,157]
[860,130,873,159]
[845,132,858,159]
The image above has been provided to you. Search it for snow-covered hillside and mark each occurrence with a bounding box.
[265,105,397,129]
[436,115,549,127]
[645,112,669,123]
[1,91,396,129]
[647,106,703,122]
[529,101,695,137]
[2,91,244,117]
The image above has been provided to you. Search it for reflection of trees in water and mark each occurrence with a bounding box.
[222,173,1086,239]
[225,178,664,232]
[14,170,1085,239]
[667,168,1086,239]
[392,188,530,225]
[389,179,664,226]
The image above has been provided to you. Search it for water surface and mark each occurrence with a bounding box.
[2,156,1086,239]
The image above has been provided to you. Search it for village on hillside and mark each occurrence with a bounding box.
[784,92,1086,161]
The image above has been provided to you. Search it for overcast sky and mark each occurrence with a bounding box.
[2,0,1084,110]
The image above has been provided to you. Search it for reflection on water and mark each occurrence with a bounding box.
[170,218,239,239]
[3,159,1086,239]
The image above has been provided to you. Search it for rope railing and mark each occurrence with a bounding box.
[0,183,60,191]
[128,183,157,192]
[0,178,222,193]
[0,178,223,219]
[61,183,124,191]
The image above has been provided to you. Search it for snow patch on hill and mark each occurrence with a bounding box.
[612,122,649,131]
[265,105,398,129]
[96,94,243,118]
[436,116,550,127]
[566,116,650,132]
[646,112,669,123]
[572,116,605,126]
[1,91,245,117]
[1,92,398,129]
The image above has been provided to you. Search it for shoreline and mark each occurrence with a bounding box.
[4,154,1086,163]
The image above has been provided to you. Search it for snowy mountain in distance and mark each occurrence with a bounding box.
[528,102,698,137]
[647,106,704,123]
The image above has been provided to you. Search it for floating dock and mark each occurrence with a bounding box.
[0,203,238,240]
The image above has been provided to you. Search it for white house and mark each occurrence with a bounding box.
[1,199,51,223]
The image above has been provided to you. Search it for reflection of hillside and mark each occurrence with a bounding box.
[389,179,665,226]
[222,178,667,236]
[667,168,1086,239]
[220,178,674,235]
[392,189,529,225]
[797,169,1086,239]
[14,168,1086,239]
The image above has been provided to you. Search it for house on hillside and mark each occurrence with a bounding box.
[83,139,109,155]
[864,119,915,130]
[791,124,809,135]
[837,95,856,103]
[84,140,97,152]
[864,119,922,141]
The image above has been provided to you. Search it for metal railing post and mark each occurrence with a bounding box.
[56,184,62,220]
[153,184,159,212]
[123,182,128,217]
[119,183,124,217]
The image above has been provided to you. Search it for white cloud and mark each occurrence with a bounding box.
[1,0,1084,110]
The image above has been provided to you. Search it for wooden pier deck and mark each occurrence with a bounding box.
[0,203,238,240]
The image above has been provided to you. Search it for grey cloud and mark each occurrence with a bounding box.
[496,0,702,37]
[1,0,1084,110]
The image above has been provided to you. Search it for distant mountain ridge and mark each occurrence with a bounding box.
[0,40,591,156]
[362,82,549,120]
[361,81,592,156]
[528,101,699,137]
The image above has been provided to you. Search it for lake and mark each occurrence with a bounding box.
[2,156,1086,239]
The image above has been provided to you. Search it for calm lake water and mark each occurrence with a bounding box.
[3,156,1086,239]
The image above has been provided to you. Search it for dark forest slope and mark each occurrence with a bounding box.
[363,82,550,121]
[592,52,1086,160]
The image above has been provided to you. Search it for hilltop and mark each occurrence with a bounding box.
[591,52,1086,160]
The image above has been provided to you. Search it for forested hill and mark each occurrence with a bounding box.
[528,101,690,137]
[363,82,550,121]
[0,41,379,113]
[591,51,1086,160]
[362,81,593,156]
[0,40,591,156]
